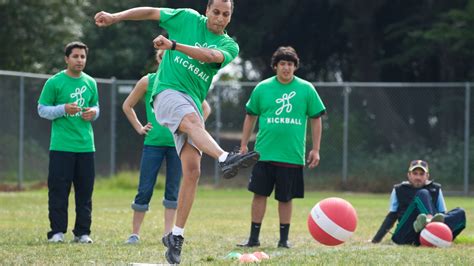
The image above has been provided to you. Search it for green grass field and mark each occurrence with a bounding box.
[1,176,473,265]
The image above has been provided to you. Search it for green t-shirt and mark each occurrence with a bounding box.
[152,8,239,112]
[38,70,99,152]
[246,76,326,165]
[144,73,175,147]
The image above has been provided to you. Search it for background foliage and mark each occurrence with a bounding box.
[1,0,474,81]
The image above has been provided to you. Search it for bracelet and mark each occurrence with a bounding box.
[171,40,177,50]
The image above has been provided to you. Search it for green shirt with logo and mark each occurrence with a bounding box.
[38,70,98,152]
[152,8,239,112]
[246,76,326,165]
[144,73,175,147]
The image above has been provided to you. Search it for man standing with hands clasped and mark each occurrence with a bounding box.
[95,0,259,263]
[38,41,99,244]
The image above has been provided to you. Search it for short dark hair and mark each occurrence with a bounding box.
[64,41,88,57]
[271,46,300,69]
[207,0,234,12]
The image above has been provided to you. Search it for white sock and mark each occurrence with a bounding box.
[218,152,229,162]
[172,226,185,236]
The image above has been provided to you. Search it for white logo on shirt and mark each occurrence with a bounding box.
[188,42,217,64]
[70,86,86,107]
[275,91,296,115]
[174,56,210,82]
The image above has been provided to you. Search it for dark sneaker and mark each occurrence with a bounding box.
[236,239,260,247]
[219,151,260,179]
[162,235,168,247]
[413,214,429,233]
[277,240,291,248]
[163,233,184,264]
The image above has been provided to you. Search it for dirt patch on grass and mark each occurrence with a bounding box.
[0,181,47,192]
[0,183,24,192]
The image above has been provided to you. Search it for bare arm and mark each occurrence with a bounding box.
[240,114,258,154]
[202,100,211,121]
[153,35,225,63]
[307,117,322,168]
[122,76,152,135]
[95,7,224,63]
[95,7,161,27]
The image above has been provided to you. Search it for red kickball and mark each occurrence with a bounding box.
[419,222,453,248]
[307,197,358,246]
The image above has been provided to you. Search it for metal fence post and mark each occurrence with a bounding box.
[464,82,471,196]
[214,85,222,185]
[18,76,25,189]
[110,77,117,176]
[342,85,351,186]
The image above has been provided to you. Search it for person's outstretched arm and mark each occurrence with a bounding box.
[95,7,161,27]
[371,212,398,243]
[122,76,152,135]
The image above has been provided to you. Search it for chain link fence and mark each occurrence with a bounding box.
[0,70,471,194]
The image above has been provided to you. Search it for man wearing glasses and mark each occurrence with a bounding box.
[371,160,466,245]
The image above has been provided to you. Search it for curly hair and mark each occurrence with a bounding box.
[270,46,299,69]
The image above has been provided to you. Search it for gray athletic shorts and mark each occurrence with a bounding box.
[153,89,203,156]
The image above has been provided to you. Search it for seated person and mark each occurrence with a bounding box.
[371,160,466,245]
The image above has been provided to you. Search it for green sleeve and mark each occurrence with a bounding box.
[307,84,326,118]
[245,85,261,115]
[159,8,199,35]
[38,78,56,106]
[89,80,99,107]
[216,39,239,68]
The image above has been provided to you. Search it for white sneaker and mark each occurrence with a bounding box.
[48,232,64,243]
[125,234,140,244]
[73,235,93,243]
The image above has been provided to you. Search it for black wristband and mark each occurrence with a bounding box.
[171,40,177,50]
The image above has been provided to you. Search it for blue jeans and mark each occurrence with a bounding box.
[131,145,182,211]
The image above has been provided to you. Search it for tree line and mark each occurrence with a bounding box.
[1,0,473,82]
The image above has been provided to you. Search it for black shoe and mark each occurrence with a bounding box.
[219,151,260,179]
[163,233,184,264]
[277,240,291,248]
[236,239,260,247]
[162,235,167,247]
